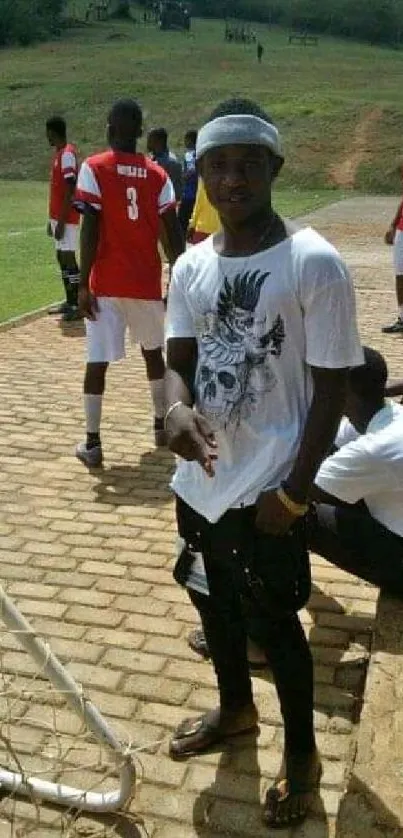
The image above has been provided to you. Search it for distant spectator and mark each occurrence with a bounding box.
[147,128,183,200]
[178,129,197,234]
[257,42,264,63]
[382,193,403,334]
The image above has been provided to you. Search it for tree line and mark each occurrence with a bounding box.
[0,0,65,46]
[193,0,403,47]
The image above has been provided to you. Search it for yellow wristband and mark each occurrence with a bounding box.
[276,487,308,517]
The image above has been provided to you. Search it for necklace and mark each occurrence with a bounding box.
[216,213,283,287]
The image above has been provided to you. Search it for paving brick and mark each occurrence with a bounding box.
[125,613,182,637]
[138,701,194,730]
[123,673,191,705]
[80,559,126,576]
[15,598,67,619]
[67,661,121,691]
[95,577,151,596]
[85,627,144,649]
[22,541,69,556]
[102,648,166,674]
[114,595,170,616]
[50,636,104,664]
[186,763,265,803]
[165,659,216,688]
[8,582,59,600]
[57,587,114,607]
[44,570,96,588]
[143,636,198,661]
[65,604,122,627]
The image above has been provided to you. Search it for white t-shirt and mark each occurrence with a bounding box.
[316,401,403,537]
[166,227,363,523]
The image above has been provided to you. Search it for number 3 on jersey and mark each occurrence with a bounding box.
[127,187,139,221]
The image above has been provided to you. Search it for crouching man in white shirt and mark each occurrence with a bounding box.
[310,346,403,595]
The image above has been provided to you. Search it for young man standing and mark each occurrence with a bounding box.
[382,196,403,333]
[165,98,363,828]
[46,117,81,322]
[74,99,184,467]
[178,129,198,235]
[147,128,183,201]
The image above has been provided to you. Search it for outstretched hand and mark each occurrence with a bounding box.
[166,404,217,477]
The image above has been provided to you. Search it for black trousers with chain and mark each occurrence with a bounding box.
[174,497,316,756]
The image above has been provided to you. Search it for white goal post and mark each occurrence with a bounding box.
[0,583,136,813]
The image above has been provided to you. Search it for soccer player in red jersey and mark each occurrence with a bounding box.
[74,99,185,467]
[46,117,81,322]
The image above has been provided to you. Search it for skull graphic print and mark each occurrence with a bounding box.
[195,270,285,429]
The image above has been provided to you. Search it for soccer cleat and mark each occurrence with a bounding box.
[48,301,69,316]
[75,441,103,468]
[381,318,403,334]
[61,306,83,323]
[154,417,167,448]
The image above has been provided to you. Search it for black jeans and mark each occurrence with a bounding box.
[309,503,403,596]
[174,497,316,756]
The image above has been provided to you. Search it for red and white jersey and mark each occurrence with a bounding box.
[75,150,176,299]
[49,143,80,225]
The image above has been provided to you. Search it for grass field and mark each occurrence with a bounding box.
[1,14,403,191]
[1,11,403,320]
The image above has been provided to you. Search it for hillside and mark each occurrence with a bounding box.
[0,15,403,193]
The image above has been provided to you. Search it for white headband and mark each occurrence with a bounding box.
[196,114,284,161]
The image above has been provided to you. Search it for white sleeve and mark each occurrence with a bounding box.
[300,249,364,369]
[335,417,360,448]
[158,176,176,214]
[315,439,393,503]
[61,150,77,179]
[76,161,102,211]
[165,260,196,340]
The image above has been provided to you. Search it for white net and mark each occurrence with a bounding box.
[0,585,140,837]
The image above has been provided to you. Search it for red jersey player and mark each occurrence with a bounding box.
[46,117,81,322]
[74,99,185,467]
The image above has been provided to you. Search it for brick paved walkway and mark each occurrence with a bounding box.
[0,198,401,837]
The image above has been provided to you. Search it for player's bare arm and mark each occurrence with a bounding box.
[160,207,185,265]
[55,177,77,240]
[78,211,100,320]
[386,199,403,243]
[166,337,217,477]
[256,366,348,535]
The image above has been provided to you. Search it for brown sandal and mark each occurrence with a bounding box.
[169,706,259,760]
[263,751,322,829]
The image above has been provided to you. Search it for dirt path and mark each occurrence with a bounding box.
[328,108,383,189]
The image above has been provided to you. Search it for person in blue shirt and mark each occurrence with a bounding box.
[147,127,183,201]
[178,129,198,234]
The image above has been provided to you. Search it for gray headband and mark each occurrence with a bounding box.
[196,114,283,161]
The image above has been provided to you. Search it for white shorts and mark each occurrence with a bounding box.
[85,297,164,362]
[393,229,403,274]
[50,219,79,252]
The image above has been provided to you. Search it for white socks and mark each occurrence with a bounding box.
[150,378,166,419]
[399,305,403,321]
[84,394,103,433]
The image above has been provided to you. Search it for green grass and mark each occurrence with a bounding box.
[0,181,335,322]
[0,182,60,323]
[1,15,403,191]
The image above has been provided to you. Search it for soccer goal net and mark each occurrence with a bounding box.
[0,583,137,835]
